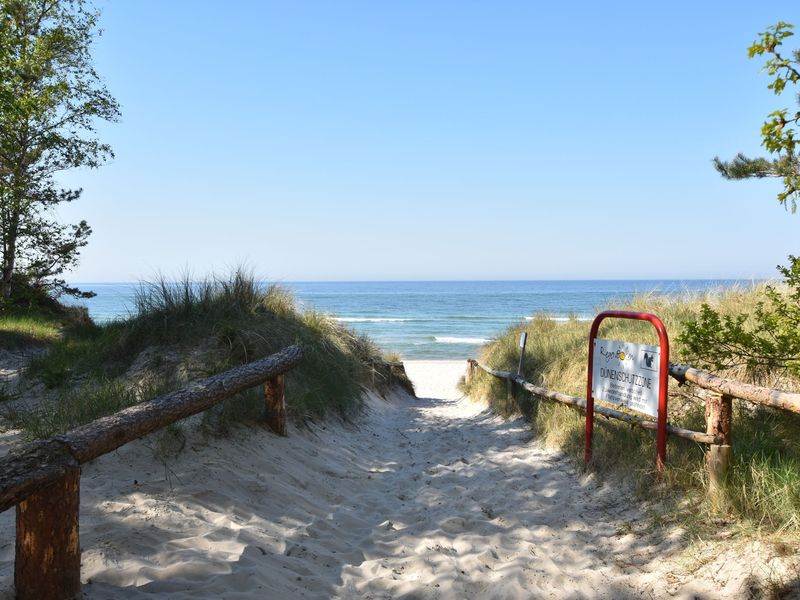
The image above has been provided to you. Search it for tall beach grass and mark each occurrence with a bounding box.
[462,284,800,532]
[3,269,412,440]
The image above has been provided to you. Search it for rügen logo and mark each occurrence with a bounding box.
[599,346,633,364]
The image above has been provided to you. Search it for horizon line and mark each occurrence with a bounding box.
[66,277,768,285]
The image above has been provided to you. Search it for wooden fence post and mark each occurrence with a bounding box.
[265,374,287,436]
[15,465,81,600]
[506,377,514,403]
[465,360,474,385]
[705,392,733,505]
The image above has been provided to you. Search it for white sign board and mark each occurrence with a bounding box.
[592,338,661,418]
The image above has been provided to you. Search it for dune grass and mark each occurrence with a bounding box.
[3,269,411,440]
[462,284,800,532]
[0,311,63,348]
[0,278,93,349]
[2,377,177,439]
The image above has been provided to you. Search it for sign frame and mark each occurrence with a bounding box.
[585,310,670,473]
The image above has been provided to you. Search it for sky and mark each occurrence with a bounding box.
[56,0,800,282]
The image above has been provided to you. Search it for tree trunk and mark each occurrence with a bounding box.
[1,257,14,299]
[1,205,19,300]
[15,465,81,600]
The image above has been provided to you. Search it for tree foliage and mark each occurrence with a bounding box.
[681,259,800,376]
[681,22,800,378]
[713,22,800,212]
[0,0,119,302]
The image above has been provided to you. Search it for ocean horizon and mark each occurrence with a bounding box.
[65,279,755,360]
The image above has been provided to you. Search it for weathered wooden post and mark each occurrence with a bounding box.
[465,360,474,385]
[265,374,287,436]
[15,465,81,600]
[506,376,514,403]
[705,391,733,506]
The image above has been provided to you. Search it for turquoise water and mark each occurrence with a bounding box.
[67,280,745,359]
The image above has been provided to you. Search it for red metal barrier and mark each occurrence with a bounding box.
[585,311,670,474]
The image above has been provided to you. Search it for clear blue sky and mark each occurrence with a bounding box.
[59,0,799,282]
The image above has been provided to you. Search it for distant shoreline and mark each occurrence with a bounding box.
[66,278,764,285]
[62,280,760,360]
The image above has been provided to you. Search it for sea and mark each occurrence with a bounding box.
[66,280,747,360]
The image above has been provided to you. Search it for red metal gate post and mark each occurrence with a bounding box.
[585,311,670,474]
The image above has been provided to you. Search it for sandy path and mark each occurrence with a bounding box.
[0,361,788,599]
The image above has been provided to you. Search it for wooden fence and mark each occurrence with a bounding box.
[466,356,800,495]
[0,344,304,600]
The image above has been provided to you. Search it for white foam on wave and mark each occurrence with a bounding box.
[434,336,491,345]
[335,317,410,323]
[524,315,592,322]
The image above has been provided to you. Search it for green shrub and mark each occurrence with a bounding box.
[681,258,800,378]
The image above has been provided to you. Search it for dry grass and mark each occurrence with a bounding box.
[462,284,800,532]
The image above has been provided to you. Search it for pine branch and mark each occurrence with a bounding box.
[713,154,780,179]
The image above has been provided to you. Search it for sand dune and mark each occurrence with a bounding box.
[0,360,795,598]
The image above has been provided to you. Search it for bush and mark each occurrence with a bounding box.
[680,257,800,379]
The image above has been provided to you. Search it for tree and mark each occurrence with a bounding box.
[0,0,119,302]
[681,258,800,376]
[713,22,800,213]
[680,22,800,377]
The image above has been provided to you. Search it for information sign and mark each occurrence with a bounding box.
[585,310,670,474]
[591,339,661,418]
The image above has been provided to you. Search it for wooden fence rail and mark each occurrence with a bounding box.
[0,344,304,600]
[668,363,800,415]
[467,355,800,495]
[468,360,720,444]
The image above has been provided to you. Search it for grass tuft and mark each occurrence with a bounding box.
[3,376,175,439]
[0,312,63,348]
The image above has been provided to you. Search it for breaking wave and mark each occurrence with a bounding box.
[434,336,491,345]
[335,317,410,323]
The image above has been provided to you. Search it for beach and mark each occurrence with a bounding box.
[1,2,798,596]
[1,359,792,599]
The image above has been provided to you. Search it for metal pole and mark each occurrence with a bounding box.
[585,325,599,467]
[517,332,527,377]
